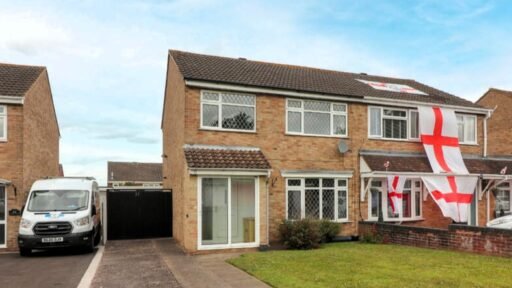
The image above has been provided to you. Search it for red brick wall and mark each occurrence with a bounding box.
[477,89,512,156]
[359,222,512,257]
[2,70,60,251]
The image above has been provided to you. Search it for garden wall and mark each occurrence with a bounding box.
[359,222,512,257]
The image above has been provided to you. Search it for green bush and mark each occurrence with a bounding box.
[279,218,321,249]
[319,219,341,243]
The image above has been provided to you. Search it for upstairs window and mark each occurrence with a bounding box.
[456,114,477,144]
[286,99,347,137]
[201,91,256,132]
[369,107,416,140]
[0,106,6,141]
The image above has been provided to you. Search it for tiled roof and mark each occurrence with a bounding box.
[108,162,162,182]
[0,63,45,96]
[184,145,271,170]
[362,153,512,175]
[170,50,481,109]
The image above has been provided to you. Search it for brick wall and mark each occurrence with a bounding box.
[359,221,512,257]
[477,89,512,156]
[2,70,60,251]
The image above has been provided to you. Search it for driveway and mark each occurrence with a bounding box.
[0,248,96,288]
[91,239,268,288]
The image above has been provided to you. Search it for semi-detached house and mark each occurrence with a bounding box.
[0,63,61,251]
[162,50,511,253]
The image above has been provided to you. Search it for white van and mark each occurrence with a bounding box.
[17,177,102,256]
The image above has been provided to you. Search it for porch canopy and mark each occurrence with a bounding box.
[360,150,512,201]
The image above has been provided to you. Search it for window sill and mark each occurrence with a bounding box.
[366,217,424,222]
[368,137,420,143]
[199,127,257,134]
[460,142,478,146]
[285,133,348,139]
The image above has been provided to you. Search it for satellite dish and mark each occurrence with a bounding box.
[338,140,349,154]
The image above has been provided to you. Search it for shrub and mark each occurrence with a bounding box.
[319,219,340,243]
[279,218,321,249]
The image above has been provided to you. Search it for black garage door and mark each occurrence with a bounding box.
[107,189,172,240]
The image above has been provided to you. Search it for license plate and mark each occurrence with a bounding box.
[42,237,64,243]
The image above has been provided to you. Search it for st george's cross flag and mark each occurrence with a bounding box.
[422,176,478,223]
[387,175,407,216]
[418,106,478,223]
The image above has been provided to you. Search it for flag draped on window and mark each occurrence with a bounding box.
[387,175,407,216]
[418,106,478,223]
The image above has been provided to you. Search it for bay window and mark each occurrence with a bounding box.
[286,99,347,137]
[369,178,422,221]
[286,178,348,222]
[201,91,256,132]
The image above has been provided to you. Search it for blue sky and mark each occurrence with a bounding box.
[1,0,511,185]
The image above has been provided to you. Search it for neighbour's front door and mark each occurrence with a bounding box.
[0,186,6,247]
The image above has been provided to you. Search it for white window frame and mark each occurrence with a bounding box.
[367,178,423,222]
[408,110,419,140]
[369,106,418,141]
[456,114,477,145]
[286,98,348,137]
[197,176,260,250]
[285,178,349,222]
[200,90,257,133]
[0,105,7,142]
[495,181,511,213]
[0,186,6,248]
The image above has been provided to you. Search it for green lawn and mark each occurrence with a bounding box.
[228,243,512,288]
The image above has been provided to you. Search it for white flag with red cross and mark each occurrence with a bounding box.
[418,106,468,174]
[422,176,478,223]
[387,175,407,216]
[418,106,478,222]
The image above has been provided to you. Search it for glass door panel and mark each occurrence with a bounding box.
[201,178,228,245]
[231,178,255,244]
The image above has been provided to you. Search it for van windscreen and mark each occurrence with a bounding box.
[27,190,89,212]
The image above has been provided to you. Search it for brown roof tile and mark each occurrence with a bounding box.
[362,154,512,175]
[184,146,271,170]
[170,50,481,109]
[108,162,162,182]
[0,63,45,96]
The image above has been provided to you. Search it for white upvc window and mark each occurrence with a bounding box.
[286,99,347,137]
[286,178,348,222]
[369,106,417,141]
[0,106,6,141]
[456,114,477,144]
[200,90,256,132]
[368,178,423,221]
[495,181,511,214]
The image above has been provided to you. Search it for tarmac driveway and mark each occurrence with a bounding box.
[0,248,96,288]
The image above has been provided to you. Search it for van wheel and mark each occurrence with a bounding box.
[85,233,95,253]
[19,248,32,257]
[94,225,102,246]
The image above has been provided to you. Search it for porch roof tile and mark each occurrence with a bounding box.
[184,145,271,170]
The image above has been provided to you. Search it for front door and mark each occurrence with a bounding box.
[0,186,6,247]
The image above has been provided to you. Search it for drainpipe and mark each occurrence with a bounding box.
[265,170,271,246]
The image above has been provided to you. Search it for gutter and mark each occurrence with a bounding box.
[0,95,24,105]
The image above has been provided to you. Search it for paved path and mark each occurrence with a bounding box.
[91,239,181,288]
[92,239,268,288]
[0,248,96,288]
[155,239,269,288]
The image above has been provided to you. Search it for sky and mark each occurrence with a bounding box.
[1,0,511,185]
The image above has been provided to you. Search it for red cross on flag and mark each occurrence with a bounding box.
[418,106,467,174]
[387,175,407,215]
[422,176,478,223]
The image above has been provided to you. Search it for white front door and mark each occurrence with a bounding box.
[0,186,6,248]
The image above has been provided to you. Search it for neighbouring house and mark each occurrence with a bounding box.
[476,88,512,219]
[107,161,162,188]
[0,63,60,251]
[162,50,511,253]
